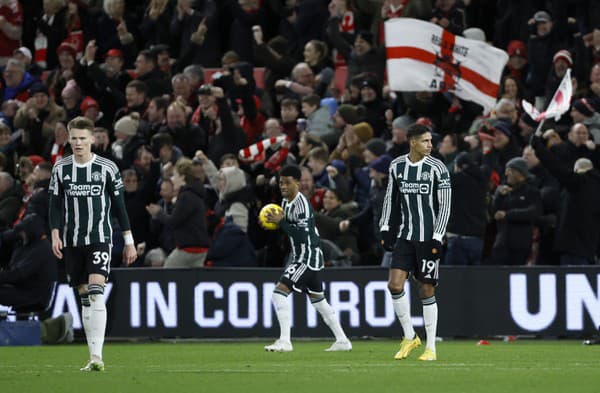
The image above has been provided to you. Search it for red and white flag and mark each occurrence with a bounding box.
[522,69,572,122]
[238,135,288,161]
[385,18,508,114]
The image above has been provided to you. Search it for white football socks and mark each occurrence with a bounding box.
[312,298,348,342]
[80,294,92,357]
[88,285,106,362]
[392,290,416,339]
[422,296,438,352]
[272,291,291,342]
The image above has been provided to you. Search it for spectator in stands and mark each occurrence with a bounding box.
[214,166,251,233]
[330,121,373,163]
[112,112,144,170]
[115,80,148,122]
[297,132,326,166]
[80,96,109,129]
[12,47,42,80]
[522,145,560,265]
[32,0,66,70]
[18,161,51,229]
[326,6,386,87]
[158,100,207,159]
[91,127,114,161]
[151,132,183,167]
[339,154,393,266]
[46,41,85,104]
[438,134,459,173]
[550,123,599,169]
[430,0,466,35]
[302,94,336,147]
[280,98,301,143]
[171,73,194,107]
[387,116,411,158]
[0,213,56,310]
[149,177,176,256]
[545,50,572,106]
[570,98,600,143]
[45,121,69,164]
[503,40,529,88]
[14,82,66,155]
[359,77,389,138]
[299,165,325,211]
[226,0,265,63]
[146,157,211,268]
[479,120,522,183]
[526,8,569,102]
[532,135,600,265]
[0,171,22,230]
[445,152,488,265]
[80,43,131,123]
[140,0,174,50]
[60,79,81,120]
[139,96,168,141]
[90,0,138,65]
[122,168,153,266]
[133,49,171,99]
[0,1,22,66]
[315,188,358,264]
[303,40,331,75]
[170,0,220,69]
[1,58,35,103]
[491,157,542,265]
[0,120,16,174]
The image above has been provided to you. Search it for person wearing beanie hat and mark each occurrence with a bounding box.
[505,157,529,177]
[491,156,542,266]
[352,122,373,144]
[112,113,144,168]
[14,81,67,143]
[504,40,529,83]
[29,82,49,97]
[553,50,573,68]
[368,154,392,174]
[114,113,140,138]
[544,49,572,104]
[80,96,108,128]
[335,104,359,126]
[463,28,486,42]
[571,98,600,143]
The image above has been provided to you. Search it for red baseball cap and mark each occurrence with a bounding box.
[105,49,124,58]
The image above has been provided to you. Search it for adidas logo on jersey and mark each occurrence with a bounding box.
[64,174,71,180]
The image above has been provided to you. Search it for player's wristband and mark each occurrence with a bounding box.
[124,233,134,246]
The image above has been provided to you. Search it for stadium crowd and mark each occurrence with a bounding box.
[0,0,599,270]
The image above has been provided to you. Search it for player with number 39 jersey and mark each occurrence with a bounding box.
[48,117,137,372]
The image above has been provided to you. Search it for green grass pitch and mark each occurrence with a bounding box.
[1,340,599,393]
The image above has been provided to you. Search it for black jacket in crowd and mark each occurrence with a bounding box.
[447,164,488,237]
[492,179,543,252]
[533,136,600,259]
[154,179,210,249]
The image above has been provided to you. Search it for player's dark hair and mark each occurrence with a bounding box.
[407,123,430,140]
[279,164,302,180]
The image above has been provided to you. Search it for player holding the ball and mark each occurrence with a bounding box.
[261,164,352,352]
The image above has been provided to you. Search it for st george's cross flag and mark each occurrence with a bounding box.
[385,18,508,114]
